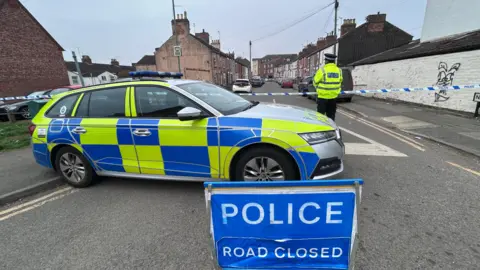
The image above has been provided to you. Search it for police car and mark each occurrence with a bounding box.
[30,71,344,187]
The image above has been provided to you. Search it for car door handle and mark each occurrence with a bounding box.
[133,129,151,136]
[72,127,87,134]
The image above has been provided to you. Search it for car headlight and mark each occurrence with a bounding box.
[299,130,337,145]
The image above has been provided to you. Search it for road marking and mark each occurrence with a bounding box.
[338,110,426,152]
[340,110,425,147]
[0,187,75,221]
[382,116,438,129]
[446,161,480,177]
[340,127,407,157]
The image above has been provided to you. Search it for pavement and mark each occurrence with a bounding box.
[0,82,479,269]
[339,96,480,157]
[0,147,62,205]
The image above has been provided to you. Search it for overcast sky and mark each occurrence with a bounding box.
[23,0,427,66]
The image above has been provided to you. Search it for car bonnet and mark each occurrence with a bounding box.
[230,102,337,131]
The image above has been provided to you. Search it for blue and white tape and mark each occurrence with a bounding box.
[238,84,480,96]
[0,95,52,101]
[1,84,479,101]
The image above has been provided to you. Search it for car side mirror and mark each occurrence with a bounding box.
[177,107,204,121]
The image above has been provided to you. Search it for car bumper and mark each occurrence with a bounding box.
[309,138,345,179]
[338,93,353,99]
[233,88,252,93]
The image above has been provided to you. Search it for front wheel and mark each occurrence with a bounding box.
[55,146,97,188]
[232,146,299,181]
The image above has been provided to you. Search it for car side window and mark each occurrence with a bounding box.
[88,87,127,118]
[74,92,90,117]
[135,86,202,118]
[45,94,79,118]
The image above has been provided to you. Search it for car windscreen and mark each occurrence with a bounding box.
[302,77,313,83]
[176,82,252,115]
[49,88,71,96]
[27,90,48,97]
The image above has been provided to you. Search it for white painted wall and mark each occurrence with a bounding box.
[421,0,480,42]
[352,49,480,113]
[67,71,117,87]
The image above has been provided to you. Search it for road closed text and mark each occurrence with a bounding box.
[222,246,343,259]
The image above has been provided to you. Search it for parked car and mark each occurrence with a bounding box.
[250,77,263,87]
[232,79,252,93]
[305,68,354,102]
[0,85,81,120]
[298,76,313,94]
[281,79,294,88]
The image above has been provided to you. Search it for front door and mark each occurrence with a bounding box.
[131,85,219,179]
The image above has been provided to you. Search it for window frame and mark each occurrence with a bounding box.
[132,84,213,119]
[44,93,82,118]
[44,86,129,119]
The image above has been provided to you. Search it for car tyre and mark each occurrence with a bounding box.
[55,146,97,188]
[19,106,31,119]
[232,146,299,181]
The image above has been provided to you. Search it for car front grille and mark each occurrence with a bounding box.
[310,157,342,178]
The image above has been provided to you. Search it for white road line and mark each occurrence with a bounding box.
[339,110,425,147]
[338,110,425,152]
[0,187,72,217]
[340,127,408,157]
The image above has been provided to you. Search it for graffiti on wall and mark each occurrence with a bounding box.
[434,62,461,102]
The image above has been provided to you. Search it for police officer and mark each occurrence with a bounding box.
[313,53,342,120]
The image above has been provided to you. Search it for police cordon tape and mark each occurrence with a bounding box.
[1,84,479,101]
[238,83,480,96]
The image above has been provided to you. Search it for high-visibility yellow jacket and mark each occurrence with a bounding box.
[313,63,343,99]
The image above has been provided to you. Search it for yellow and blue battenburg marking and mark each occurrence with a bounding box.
[31,114,328,180]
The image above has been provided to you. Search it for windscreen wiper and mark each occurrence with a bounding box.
[242,101,259,111]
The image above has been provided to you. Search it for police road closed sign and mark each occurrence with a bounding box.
[204,179,363,270]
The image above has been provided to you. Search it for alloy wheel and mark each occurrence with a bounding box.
[59,152,86,183]
[243,156,285,181]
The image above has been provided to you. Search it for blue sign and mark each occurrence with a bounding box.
[204,179,363,270]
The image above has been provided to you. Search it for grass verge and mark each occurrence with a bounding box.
[0,121,31,152]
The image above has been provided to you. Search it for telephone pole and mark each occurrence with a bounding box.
[72,51,85,87]
[249,40,252,79]
[333,0,339,55]
[171,0,181,73]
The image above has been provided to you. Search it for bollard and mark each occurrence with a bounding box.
[7,111,16,123]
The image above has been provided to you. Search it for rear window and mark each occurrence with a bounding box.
[234,80,250,86]
[45,94,80,118]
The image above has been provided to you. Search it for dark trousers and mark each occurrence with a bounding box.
[317,98,337,120]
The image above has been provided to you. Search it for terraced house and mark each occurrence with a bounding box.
[154,12,248,87]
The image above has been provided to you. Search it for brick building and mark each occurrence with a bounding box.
[257,54,297,78]
[0,0,68,97]
[155,12,246,87]
[134,55,156,71]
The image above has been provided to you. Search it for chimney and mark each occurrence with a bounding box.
[316,37,326,49]
[171,11,190,36]
[81,55,92,64]
[211,39,221,50]
[366,12,386,23]
[111,58,119,66]
[366,12,386,32]
[325,32,337,45]
[195,29,210,44]
[341,19,356,36]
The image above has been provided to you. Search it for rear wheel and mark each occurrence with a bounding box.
[19,107,30,119]
[232,146,299,181]
[55,146,97,188]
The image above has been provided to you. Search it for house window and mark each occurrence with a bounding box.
[72,76,79,84]
[101,76,107,81]
[109,75,115,81]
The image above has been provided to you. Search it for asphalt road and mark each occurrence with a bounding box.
[1,82,479,270]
